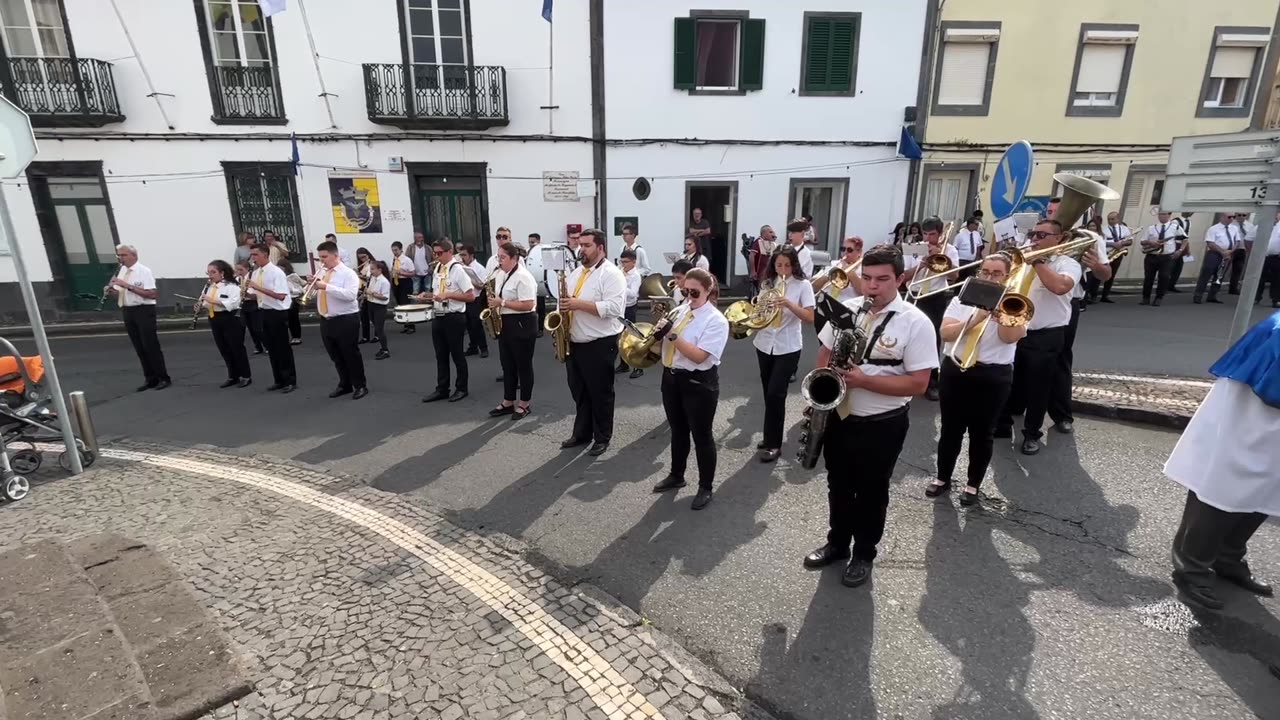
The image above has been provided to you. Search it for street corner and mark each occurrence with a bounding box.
[0,441,759,720]
[1072,371,1211,429]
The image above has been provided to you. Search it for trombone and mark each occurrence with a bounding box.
[904,221,957,302]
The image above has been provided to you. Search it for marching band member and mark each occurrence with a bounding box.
[365,261,392,360]
[487,242,539,420]
[925,254,1026,506]
[786,220,815,278]
[247,243,296,393]
[1139,211,1186,307]
[234,260,266,354]
[558,229,628,457]
[683,235,711,272]
[355,247,375,343]
[753,245,816,463]
[1258,214,1280,308]
[812,235,864,301]
[904,218,959,402]
[420,238,474,403]
[389,241,417,333]
[619,223,650,276]
[487,227,512,278]
[280,259,305,345]
[996,219,1082,455]
[1047,227,1108,435]
[202,260,251,388]
[311,240,368,400]
[805,244,937,588]
[748,225,778,298]
[526,232,549,334]
[616,248,644,378]
[108,245,171,391]
[459,244,490,359]
[650,268,729,511]
[1087,212,1131,303]
[1194,213,1238,304]
[670,259,693,305]
[954,217,984,278]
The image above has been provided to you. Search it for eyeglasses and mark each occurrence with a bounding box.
[1029,231,1057,240]
[978,270,1006,280]
[496,234,510,240]
[433,249,444,256]
[686,288,702,300]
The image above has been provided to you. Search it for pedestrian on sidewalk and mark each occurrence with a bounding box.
[107,245,171,392]
[201,260,251,388]
[1165,309,1279,610]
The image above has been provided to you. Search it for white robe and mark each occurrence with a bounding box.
[1164,378,1280,516]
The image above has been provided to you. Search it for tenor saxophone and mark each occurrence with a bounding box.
[479,277,502,339]
[543,269,572,362]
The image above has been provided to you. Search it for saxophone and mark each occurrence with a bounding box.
[797,297,874,469]
[479,276,501,339]
[543,269,572,362]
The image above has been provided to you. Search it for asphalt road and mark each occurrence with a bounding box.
[6,302,1279,720]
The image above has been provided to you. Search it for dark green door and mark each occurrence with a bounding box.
[418,188,486,259]
[38,177,120,311]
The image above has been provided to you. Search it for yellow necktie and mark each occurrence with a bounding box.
[116,268,131,307]
[207,283,218,318]
[317,269,333,315]
[663,311,696,368]
[393,258,401,286]
[572,267,594,297]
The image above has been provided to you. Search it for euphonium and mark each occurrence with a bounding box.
[479,277,502,339]
[797,298,874,469]
[544,269,572,362]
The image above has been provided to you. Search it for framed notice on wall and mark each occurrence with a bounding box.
[613,216,639,236]
[329,172,383,234]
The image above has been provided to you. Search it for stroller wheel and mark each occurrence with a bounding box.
[9,450,40,474]
[57,448,95,472]
[2,474,29,502]
[82,449,96,468]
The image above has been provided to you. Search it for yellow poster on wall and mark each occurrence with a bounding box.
[329,172,383,234]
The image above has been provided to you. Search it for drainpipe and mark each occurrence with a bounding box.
[589,0,607,228]
[904,0,942,222]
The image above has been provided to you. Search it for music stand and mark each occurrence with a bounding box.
[813,293,857,336]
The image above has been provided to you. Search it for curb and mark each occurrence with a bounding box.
[1070,399,1189,430]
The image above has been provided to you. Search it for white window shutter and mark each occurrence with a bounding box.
[1211,47,1256,79]
[1075,44,1125,93]
[937,42,990,105]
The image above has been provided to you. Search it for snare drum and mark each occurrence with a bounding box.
[393,303,434,324]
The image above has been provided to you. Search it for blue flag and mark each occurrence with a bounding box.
[542,0,552,22]
[290,133,300,175]
[897,126,923,160]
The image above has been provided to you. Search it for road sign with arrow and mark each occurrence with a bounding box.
[989,140,1034,220]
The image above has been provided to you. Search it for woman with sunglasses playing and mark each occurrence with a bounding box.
[487,242,539,420]
[925,254,1026,506]
[812,235,864,302]
[650,268,730,510]
[752,245,816,463]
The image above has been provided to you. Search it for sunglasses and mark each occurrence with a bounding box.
[686,288,702,300]
[842,247,857,254]
[1029,231,1056,240]
[496,234,510,240]
[433,249,444,255]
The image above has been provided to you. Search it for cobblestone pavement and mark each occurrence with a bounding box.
[0,443,761,720]
[1072,372,1211,427]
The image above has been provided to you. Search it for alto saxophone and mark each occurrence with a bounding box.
[543,269,572,362]
[479,277,502,339]
[797,297,874,469]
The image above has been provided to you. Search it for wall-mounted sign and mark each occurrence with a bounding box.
[384,209,407,222]
[543,171,580,202]
[328,172,383,234]
[613,216,639,236]
[388,156,404,172]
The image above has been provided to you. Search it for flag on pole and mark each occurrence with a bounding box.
[258,0,287,17]
[290,133,301,176]
[541,0,552,23]
[897,126,923,160]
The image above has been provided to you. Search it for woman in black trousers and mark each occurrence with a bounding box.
[751,245,816,462]
[926,254,1026,506]
[234,260,265,353]
[203,260,252,388]
[355,247,376,343]
[487,242,539,420]
[650,268,731,511]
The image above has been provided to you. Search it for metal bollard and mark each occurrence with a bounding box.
[68,391,99,459]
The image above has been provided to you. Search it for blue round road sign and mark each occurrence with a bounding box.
[990,140,1034,220]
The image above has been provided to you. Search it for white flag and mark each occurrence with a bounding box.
[258,0,286,16]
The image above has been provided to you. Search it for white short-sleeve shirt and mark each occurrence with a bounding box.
[252,262,292,311]
[751,276,816,356]
[211,280,241,313]
[1027,255,1081,330]
[1073,235,1109,301]
[437,260,473,314]
[663,302,730,371]
[1145,221,1186,256]
[116,262,157,307]
[942,297,1017,366]
[495,264,538,314]
[905,245,961,295]
[366,275,392,306]
[817,295,939,417]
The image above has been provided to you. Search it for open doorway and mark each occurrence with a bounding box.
[684,181,737,286]
[789,179,848,254]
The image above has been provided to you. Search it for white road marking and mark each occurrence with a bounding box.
[100,447,667,720]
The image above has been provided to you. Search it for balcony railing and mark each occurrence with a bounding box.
[211,64,285,123]
[363,63,509,130]
[0,57,124,127]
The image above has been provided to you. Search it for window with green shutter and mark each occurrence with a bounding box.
[672,14,766,93]
[802,13,859,96]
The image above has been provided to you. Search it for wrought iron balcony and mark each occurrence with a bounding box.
[0,57,124,127]
[363,63,509,130]
[210,65,286,124]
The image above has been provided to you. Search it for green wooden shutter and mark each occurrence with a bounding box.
[805,18,832,90]
[804,15,857,93]
[674,18,696,89]
[828,18,857,93]
[740,18,765,91]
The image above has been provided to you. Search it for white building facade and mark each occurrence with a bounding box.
[0,0,926,319]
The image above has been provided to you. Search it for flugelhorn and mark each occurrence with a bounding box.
[299,272,323,305]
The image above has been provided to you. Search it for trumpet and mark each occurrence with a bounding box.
[299,272,323,305]
[479,277,502,339]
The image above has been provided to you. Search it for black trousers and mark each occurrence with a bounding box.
[465,293,488,352]
[662,366,720,490]
[498,313,538,402]
[1229,248,1246,293]
[1000,326,1065,441]
[369,303,389,352]
[1048,299,1081,425]
[915,292,948,388]
[1169,251,1187,288]
[822,408,910,560]
[260,308,296,386]
[287,302,301,341]
[209,311,250,381]
[1256,255,1280,303]
[1194,252,1225,300]
[1142,254,1174,301]
[567,335,619,444]
[1171,490,1268,589]
[320,313,366,390]
[617,305,638,369]
[756,349,800,449]
[536,296,548,331]
[359,302,372,341]
[242,301,265,351]
[122,305,169,385]
[432,312,468,393]
[937,360,1012,489]
[392,278,412,306]
[1087,254,1126,299]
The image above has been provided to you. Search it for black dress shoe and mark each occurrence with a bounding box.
[1053,421,1074,435]
[280,384,296,394]
[691,489,713,511]
[588,442,609,457]
[615,365,629,374]
[352,388,368,400]
[652,475,687,493]
[267,384,284,392]
[1193,298,1204,304]
[375,350,390,360]
[480,349,489,359]
[1100,297,1115,304]
[842,558,873,588]
[422,391,448,403]
[1020,438,1041,456]
[1216,570,1275,597]
[1152,298,1163,307]
[756,441,768,450]
[803,543,850,569]
[1139,299,1151,306]
[448,390,468,402]
[154,380,171,390]
[959,489,980,507]
[759,448,781,463]
[136,383,155,392]
[1208,297,1224,304]
[465,348,479,357]
[219,379,238,389]
[925,387,940,402]
[237,378,252,388]
[629,369,644,379]
[560,437,589,449]
[329,387,352,398]
[489,405,515,417]
[1174,578,1225,610]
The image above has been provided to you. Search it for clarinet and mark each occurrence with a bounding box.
[191,281,213,330]
[97,265,121,311]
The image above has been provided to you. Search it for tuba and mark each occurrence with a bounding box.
[797,298,874,469]
[544,269,572,362]
[479,276,502,339]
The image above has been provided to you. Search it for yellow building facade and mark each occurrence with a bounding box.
[915,0,1280,280]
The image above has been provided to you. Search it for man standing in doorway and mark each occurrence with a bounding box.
[408,230,432,295]
[689,208,712,248]
[107,244,170,391]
